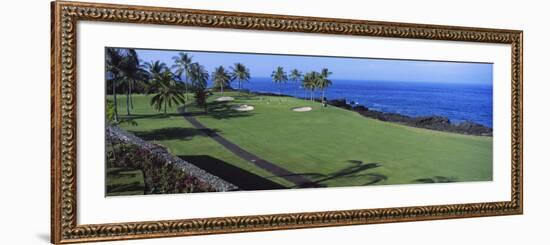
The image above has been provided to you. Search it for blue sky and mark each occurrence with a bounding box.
[131,48,493,85]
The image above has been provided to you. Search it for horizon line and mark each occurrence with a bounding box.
[242,76,492,85]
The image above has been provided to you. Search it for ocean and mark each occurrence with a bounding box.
[216,77,493,128]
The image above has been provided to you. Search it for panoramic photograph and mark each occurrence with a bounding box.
[104,47,493,196]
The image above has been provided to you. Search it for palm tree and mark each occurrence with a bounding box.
[172,52,193,101]
[144,60,168,95]
[289,69,302,98]
[302,72,318,101]
[230,63,251,91]
[188,63,210,113]
[145,60,168,78]
[212,66,231,95]
[271,66,288,96]
[117,49,147,115]
[149,70,185,115]
[318,68,333,103]
[188,63,209,89]
[105,47,125,122]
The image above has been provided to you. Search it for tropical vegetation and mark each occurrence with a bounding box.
[107,48,335,118]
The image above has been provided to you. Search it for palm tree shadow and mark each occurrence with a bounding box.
[130,127,221,141]
[307,161,385,187]
[414,176,457,183]
[362,173,389,185]
[210,101,256,120]
[183,100,255,120]
[275,160,387,188]
[122,112,182,120]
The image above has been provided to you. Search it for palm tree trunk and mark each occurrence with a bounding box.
[126,86,131,115]
[183,81,188,111]
[129,80,134,110]
[184,77,188,101]
[221,84,224,95]
[164,99,167,115]
[112,80,118,122]
[322,89,325,103]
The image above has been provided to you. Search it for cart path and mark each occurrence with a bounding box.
[182,115,317,188]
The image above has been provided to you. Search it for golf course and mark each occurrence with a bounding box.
[104,47,493,195]
[110,91,492,190]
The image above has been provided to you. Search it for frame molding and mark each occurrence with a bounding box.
[51,1,523,243]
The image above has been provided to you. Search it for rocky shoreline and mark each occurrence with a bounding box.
[326,99,492,136]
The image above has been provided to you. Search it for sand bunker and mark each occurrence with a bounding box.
[215,96,235,102]
[231,104,255,111]
[292,106,312,112]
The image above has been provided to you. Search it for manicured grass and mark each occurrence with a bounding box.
[110,94,295,187]
[110,92,492,188]
[106,167,144,196]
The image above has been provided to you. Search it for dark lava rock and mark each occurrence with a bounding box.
[454,121,493,136]
[324,97,492,136]
[408,116,492,136]
[357,110,411,123]
[354,105,369,111]
[412,116,451,129]
[327,99,351,109]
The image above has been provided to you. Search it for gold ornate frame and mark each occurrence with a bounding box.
[51,0,523,243]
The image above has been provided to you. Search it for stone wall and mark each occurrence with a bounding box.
[106,124,239,192]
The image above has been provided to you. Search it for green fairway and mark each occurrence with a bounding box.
[110,92,492,188]
[110,94,295,187]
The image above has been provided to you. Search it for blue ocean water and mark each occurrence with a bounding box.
[216,77,493,128]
